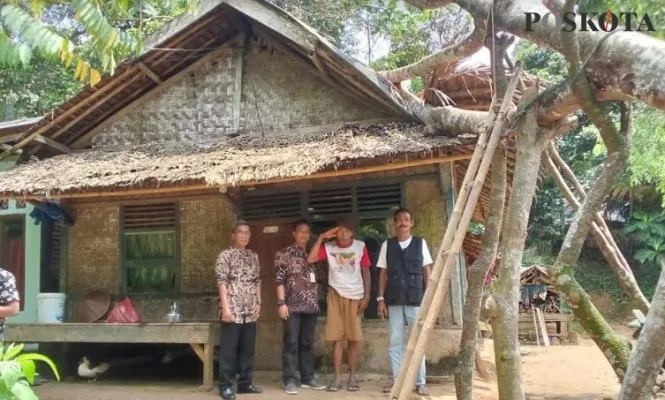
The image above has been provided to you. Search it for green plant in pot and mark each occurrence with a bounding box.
[0,343,60,400]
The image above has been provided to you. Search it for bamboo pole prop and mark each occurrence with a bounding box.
[387,58,517,399]
[543,150,650,312]
[388,96,497,399]
[547,142,633,272]
[388,99,497,399]
[393,63,523,400]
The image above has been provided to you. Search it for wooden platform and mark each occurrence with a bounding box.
[518,311,571,340]
[4,322,220,390]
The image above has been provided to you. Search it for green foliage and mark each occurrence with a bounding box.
[0,342,60,400]
[0,55,81,120]
[625,209,665,264]
[579,0,664,39]
[0,0,195,86]
[467,221,485,236]
[625,209,665,242]
[514,41,566,84]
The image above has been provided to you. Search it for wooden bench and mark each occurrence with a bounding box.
[518,311,572,341]
[4,322,220,390]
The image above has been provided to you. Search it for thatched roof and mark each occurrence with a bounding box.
[2,0,414,159]
[0,122,476,198]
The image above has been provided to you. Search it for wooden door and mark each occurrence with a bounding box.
[248,223,294,322]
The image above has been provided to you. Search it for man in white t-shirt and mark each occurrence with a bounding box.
[376,208,433,396]
[308,218,371,392]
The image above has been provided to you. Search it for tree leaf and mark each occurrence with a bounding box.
[17,353,60,381]
[4,343,24,361]
[635,249,655,264]
[10,380,38,400]
[0,360,22,390]
[18,359,35,385]
[90,68,102,86]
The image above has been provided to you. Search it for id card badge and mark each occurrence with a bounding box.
[310,271,316,283]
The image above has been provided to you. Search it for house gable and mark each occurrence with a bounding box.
[91,36,392,147]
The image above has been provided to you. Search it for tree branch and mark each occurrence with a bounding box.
[396,80,488,136]
[380,18,485,83]
[405,0,665,116]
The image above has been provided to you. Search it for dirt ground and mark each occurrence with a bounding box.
[35,336,626,400]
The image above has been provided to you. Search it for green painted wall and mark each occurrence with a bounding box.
[0,200,41,324]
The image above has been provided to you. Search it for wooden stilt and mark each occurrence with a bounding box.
[391,64,523,400]
[531,305,541,346]
[536,308,550,347]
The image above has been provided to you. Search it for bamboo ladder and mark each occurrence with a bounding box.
[390,63,523,400]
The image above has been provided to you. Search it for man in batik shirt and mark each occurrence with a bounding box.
[0,267,20,341]
[275,220,326,395]
[216,221,263,400]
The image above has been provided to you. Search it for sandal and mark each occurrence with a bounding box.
[416,384,431,396]
[326,380,343,392]
[347,376,360,392]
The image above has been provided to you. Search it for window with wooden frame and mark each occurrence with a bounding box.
[120,202,180,294]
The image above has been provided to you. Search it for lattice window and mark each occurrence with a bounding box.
[120,202,180,294]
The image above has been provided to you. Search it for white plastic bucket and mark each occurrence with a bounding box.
[37,293,66,323]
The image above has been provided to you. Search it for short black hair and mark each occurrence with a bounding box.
[393,207,412,221]
[293,219,311,231]
[232,219,250,232]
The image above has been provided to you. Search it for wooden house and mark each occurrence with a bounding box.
[0,0,502,386]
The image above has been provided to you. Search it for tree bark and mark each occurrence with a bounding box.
[620,261,665,400]
[490,87,550,400]
[454,30,511,400]
[455,146,506,400]
[403,0,665,117]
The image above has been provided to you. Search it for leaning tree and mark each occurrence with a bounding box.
[376,1,665,399]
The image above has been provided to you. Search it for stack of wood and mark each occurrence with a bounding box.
[518,265,571,346]
[519,265,565,314]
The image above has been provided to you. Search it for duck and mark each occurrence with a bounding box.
[77,357,110,382]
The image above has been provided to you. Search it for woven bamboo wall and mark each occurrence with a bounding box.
[91,37,389,147]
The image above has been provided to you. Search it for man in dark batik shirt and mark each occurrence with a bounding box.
[216,221,263,400]
[274,220,326,395]
[0,267,20,341]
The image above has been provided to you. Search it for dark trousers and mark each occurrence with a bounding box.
[282,312,317,384]
[219,322,256,391]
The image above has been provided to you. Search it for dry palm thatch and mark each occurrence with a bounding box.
[0,122,476,198]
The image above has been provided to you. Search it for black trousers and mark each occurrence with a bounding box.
[219,322,256,391]
[282,312,317,384]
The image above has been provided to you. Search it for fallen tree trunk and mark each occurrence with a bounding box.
[620,261,665,399]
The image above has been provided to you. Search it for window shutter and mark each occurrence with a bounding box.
[122,203,178,230]
[308,187,353,219]
[357,183,402,213]
[241,191,301,221]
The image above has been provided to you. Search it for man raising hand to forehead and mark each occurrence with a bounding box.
[308,218,371,393]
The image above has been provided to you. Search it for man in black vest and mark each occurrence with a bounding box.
[376,207,433,396]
